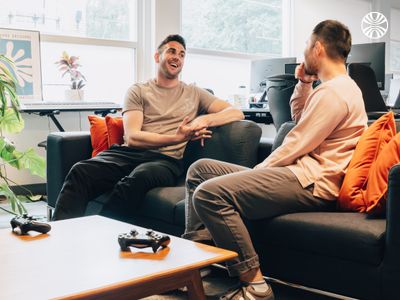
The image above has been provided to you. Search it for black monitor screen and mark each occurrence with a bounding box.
[285,63,300,75]
[250,57,296,93]
[347,42,385,90]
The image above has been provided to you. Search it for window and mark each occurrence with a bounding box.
[0,0,137,102]
[182,0,283,56]
[181,0,283,99]
[391,41,400,73]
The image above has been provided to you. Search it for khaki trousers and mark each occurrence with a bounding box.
[182,158,335,277]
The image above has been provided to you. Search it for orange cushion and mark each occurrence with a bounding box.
[105,116,124,146]
[365,132,400,216]
[337,112,396,212]
[88,115,108,157]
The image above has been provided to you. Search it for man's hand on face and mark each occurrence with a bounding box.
[295,62,319,84]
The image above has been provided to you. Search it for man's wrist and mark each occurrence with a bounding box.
[299,78,313,84]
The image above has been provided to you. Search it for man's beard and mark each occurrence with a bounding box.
[304,62,318,76]
[161,62,180,79]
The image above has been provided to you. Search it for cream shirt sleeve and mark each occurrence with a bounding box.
[290,82,313,122]
[260,86,349,168]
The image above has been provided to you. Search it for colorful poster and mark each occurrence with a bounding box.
[0,28,42,100]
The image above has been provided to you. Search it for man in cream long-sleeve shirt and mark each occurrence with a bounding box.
[183,20,367,300]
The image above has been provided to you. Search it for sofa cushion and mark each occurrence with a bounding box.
[105,115,124,146]
[138,184,185,224]
[366,132,400,216]
[251,212,385,266]
[88,115,108,157]
[338,112,396,212]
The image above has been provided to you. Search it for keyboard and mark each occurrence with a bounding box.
[20,101,122,111]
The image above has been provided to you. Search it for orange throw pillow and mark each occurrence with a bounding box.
[105,116,124,146]
[337,112,396,212]
[88,115,108,157]
[365,132,400,216]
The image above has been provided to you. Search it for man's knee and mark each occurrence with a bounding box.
[192,179,223,216]
[187,158,216,183]
[130,162,177,187]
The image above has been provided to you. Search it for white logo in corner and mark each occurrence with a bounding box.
[361,12,388,39]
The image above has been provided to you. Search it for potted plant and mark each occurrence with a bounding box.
[0,54,46,215]
[55,51,86,100]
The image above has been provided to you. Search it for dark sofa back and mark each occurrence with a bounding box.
[183,120,262,170]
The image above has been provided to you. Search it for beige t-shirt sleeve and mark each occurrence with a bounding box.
[195,86,219,114]
[122,84,143,114]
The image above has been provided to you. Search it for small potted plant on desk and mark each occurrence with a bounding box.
[55,51,86,101]
[0,54,46,215]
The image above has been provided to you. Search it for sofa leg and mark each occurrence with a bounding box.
[47,206,53,221]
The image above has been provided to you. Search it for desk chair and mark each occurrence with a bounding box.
[347,63,388,119]
[267,75,297,131]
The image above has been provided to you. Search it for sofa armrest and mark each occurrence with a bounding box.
[383,163,400,298]
[183,120,262,169]
[46,131,92,208]
[386,163,400,247]
[257,137,273,163]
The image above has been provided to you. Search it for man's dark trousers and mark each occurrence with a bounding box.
[52,145,183,220]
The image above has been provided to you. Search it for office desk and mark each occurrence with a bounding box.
[19,101,122,132]
[242,108,273,124]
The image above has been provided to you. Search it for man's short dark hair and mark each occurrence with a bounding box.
[157,34,186,53]
[312,20,352,62]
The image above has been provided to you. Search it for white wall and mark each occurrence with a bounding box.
[291,0,371,60]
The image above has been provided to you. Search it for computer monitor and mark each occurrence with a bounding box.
[250,57,296,93]
[285,63,300,75]
[347,42,385,90]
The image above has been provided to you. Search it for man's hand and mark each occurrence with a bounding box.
[175,116,212,145]
[190,115,212,147]
[191,128,212,147]
[175,117,196,142]
[190,115,210,131]
[295,62,319,83]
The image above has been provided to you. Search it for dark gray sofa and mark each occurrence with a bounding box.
[46,120,400,300]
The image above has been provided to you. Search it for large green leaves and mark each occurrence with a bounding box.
[0,108,24,133]
[0,184,27,215]
[0,53,45,215]
[15,148,46,178]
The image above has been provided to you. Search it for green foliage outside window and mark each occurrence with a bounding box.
[182,0,282,56]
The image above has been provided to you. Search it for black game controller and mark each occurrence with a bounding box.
[10,214,51,235]
[118,229,170,253]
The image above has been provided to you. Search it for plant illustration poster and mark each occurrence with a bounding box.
[0,28,42,100]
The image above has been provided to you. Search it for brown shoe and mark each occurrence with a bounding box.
[219,283,275,300]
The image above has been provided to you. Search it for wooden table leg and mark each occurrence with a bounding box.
[186,269,206,300]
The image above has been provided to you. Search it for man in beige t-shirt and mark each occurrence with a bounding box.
[184,21,367,300]
[53,34,243,220]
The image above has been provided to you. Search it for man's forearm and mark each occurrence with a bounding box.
[126,131,181,149]
[290,81,313,123]
[205,107,244,127]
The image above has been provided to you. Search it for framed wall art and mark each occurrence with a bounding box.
[0,28,42,100]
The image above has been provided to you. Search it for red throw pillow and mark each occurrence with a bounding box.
[105,116,124,146]
[337,112,396,212]
[365,132,400,216]
[88,115,108,157]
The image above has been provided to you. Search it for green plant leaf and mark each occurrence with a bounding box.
[0,137,20,169]
[15,148,46,178]
[0,108,24,133]
[0,184,27,214]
